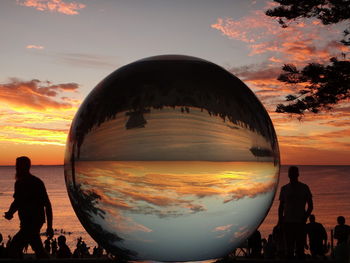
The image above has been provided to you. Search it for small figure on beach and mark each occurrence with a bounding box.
[333,216,350,261]
[56,235,72,258]
[262,234,276,259]
[278,166,313,259]
[334,216,350,245]
[6,235,11,248]
[247,229,262,258]
[51,238,57,255]
[44,236,51,254]
[73,236,90,258]
[92,244,104,258]
[4,156,54,259]
[306,214,327,258]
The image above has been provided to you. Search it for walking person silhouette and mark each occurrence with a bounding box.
[4,156,54,258]
[278,166,313,259]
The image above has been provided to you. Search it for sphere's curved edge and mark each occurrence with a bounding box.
[135,54,209,64]
[64,54,281,261]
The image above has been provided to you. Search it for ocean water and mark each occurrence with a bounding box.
[0,165,349,252]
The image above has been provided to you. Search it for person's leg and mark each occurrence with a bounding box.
[284,223,296,258]
[8,229,28,258]
[28,224,49,259]
[295,223,306,259]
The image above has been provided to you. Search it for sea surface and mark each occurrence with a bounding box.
[0,165,349,252]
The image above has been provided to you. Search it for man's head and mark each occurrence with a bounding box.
[16,156,31,179]
[309,214,316,223]
[337,216,345,225]
[288,166,299,183]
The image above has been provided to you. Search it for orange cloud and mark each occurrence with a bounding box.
[228,64,299,110]
[17,0,85,15]
[0,78,80,151]
[0,79,79,111]
[213,224,234,232]
[211,4,349,65]
[26,44,44,50]
[75,161,278,218]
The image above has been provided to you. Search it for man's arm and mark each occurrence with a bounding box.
[322,225,327,245]
[305,199,313,219]
[4,182,20,220]
[4,201,18,220]
[333,226,339,239]
[278,187,284,225]
[278,200,284,225]
[43,184,54,238]
[305,187,313,221]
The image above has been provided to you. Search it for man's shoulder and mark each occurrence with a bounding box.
[281,183,289,190]
[315,222,325,228]
[298,181,310,187]
[28,175,45,187]
[29,174,43,181]
[296,181,311,191]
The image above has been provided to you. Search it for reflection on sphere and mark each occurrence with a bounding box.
[64,55,280,261]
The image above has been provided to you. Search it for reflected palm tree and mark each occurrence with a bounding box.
[67,182,137,261]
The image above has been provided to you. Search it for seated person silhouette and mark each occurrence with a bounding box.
[306,214,327,258]
[57,235,72,258]
[334,216,350,245]
[4,156,54,258]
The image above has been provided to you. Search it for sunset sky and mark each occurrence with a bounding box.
[0,0,349,165]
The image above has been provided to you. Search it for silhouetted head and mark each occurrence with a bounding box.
[309,214,315,223]
[288,166,299,183]
[16,156,31,180]
[337,216,345,225]
[58,235,66,246]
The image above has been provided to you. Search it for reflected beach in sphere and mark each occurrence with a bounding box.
[64,55,280,261]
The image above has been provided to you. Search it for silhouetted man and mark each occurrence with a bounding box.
[334,216,350,245]
[278,166,313,259]
[306,214,327,258]
[4,156,54,258]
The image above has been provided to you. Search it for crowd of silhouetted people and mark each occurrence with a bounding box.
[1,157,350,261]
[238,214,350,261]
[235,166,350,262]
[0,233,105,259]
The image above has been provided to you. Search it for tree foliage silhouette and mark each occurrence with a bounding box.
[266,0,350,115]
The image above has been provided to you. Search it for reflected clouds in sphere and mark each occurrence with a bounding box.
[64,55,280,261]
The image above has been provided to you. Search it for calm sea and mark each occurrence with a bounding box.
[0,165,349,250]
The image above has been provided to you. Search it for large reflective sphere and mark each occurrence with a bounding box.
[64,55,280,261]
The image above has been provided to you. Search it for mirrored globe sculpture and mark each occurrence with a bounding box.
[64,55,280,262]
